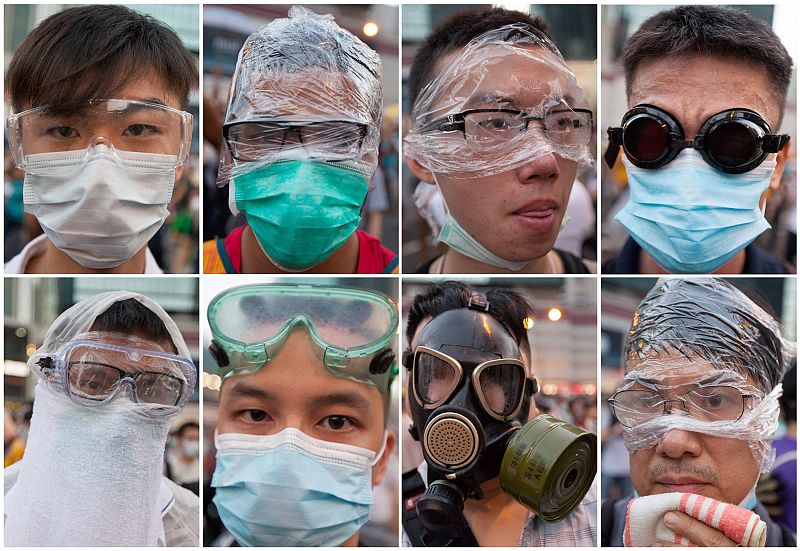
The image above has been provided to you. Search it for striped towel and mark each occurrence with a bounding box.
[623,492,767,547]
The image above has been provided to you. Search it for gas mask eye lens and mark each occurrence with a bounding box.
[414,350,460,407]
[477,363,525,417]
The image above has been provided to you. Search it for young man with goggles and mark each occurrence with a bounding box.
[404,7,596,274]
[601,278,796,547]
[4,291,199,546]
[4,5,197,274]
[602,5,793,274]
[203,7,398,275]
[206,283,398,546]
[402,282,597,546]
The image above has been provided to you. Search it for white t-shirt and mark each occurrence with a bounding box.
[4,234,163,274]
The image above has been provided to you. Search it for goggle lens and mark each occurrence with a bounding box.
[705,120,761,168]
[415,350,460,406]
[624,115,669,163]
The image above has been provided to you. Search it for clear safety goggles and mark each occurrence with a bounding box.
[33,336,196,414]
[223,118,368,162]
[411,346,530,421]
[7,99,193,170]
[207,284,399,392]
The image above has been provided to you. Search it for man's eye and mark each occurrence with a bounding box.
[48,126,78,138]
[125,124,158,137]
[241,409,269,422]
[322,415,353,430]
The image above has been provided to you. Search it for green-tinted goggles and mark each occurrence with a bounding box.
[207,284,398,392]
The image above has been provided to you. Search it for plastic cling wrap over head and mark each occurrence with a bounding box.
[217,6,383,188]
[404,23,594,179]
[614,278,795,472]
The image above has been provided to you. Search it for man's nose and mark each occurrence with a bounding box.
[515,151,559,183]
[655,428,703,459]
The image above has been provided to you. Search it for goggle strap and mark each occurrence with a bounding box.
[604,127,622,168]
[763,133,790,153]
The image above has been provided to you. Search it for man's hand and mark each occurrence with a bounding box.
[650,511,738,547]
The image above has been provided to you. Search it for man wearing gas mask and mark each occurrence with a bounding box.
[206,283,397,546]
[602,5,793,274]
[402,282,597,546]
[4,292,199,546]
[4,5,198,274]
[404,8,596,274]
[204,7,398,274]
[602,278,796,546]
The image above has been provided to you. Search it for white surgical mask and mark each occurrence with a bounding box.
[23,145,176,269]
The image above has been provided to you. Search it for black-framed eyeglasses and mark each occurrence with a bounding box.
[608,385,754,428]
[604,104,790,174]
[420,108,593,147]
[223,119,368,162]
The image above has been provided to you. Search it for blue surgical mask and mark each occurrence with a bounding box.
[615,150,774,273]
[211,428,385,547]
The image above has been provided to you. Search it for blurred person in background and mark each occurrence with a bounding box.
[203,7,398,274]
[4,292,199,546]
[4,5,198,274]
[404,7,596,274]
[757,361,796,533]
[165,421,201,495]
[602,6,793,274]
[602,279,796,546]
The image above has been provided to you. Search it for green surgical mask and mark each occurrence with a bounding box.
[233,160,369,271]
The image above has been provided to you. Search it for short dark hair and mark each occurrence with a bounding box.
[407,7,553,110]
[6,5,198,113]
[90,299,177,353]
[405,281,534,358]
[175,421,200,437]
[622,5,793,117]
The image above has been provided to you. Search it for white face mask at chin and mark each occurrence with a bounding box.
[22,145,177,269]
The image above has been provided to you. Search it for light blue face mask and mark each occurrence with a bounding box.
[232,160,369,272]
[438,211,528,271]
[211,428,385,547]
[615,150,775,273]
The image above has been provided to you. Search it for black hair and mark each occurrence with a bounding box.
[405,281,534,356]
[6,5,198,113]
[622,5,793,120]
[175,421,200,437]
[407,7,553,110]
[90,299,177,354]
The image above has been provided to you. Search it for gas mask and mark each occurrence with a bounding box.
[405,296,596,540]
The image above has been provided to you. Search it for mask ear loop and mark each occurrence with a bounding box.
[371,429,389,467]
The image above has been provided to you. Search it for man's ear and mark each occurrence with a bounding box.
[405,156,435,185]
[769,138,791,191]
[175,164,185,183]
[371,430,396,487]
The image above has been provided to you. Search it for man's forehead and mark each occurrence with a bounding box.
[624,355,755,388]
[233,67,364,120]
[426,43,583,112]
[628,53,779,129]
